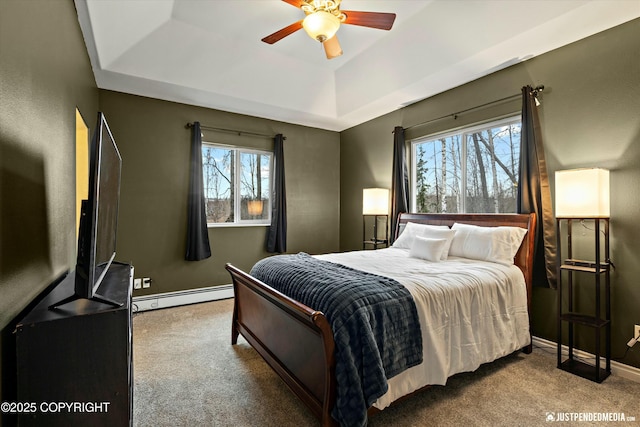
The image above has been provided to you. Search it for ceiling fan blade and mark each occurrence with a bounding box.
[281,0,307,8]
[323,35,343,59]
[342,11,396,30]
[261,20,304,44]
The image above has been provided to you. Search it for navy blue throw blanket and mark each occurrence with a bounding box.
[250,253,423,427]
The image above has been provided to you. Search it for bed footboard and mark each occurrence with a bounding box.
[226,263,337,427]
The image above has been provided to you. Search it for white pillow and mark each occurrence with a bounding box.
[409,236,448,262]
[392,222,450,250]
[449,223,527,265]
[422,227,457,260]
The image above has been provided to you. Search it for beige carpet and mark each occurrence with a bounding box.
[132,299,640,426]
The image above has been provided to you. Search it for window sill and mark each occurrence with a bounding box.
[207,223,270,228]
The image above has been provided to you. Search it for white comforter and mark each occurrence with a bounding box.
[315,247,530,409]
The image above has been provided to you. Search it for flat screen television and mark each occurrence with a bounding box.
[50,112,122,309]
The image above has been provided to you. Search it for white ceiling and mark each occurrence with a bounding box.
[75,0,640,132]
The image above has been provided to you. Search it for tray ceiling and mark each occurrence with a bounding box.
[75,0,639,131]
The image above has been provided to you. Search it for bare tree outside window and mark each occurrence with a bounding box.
[415,135,462,213]
[202,146,234,223]
[412,117,521,214]
[240,152,270,221]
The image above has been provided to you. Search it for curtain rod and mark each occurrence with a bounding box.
[402,85,544,133]
[185,122,285,140]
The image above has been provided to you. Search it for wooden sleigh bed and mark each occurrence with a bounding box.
[226,213,536,426]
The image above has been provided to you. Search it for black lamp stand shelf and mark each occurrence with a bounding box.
[362,214,389,249]
[556,218,611,383]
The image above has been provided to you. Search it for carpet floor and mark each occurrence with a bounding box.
[132,298,640,426]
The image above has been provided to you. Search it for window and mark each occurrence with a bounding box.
[412,116,521,213]
[202,143,273,225]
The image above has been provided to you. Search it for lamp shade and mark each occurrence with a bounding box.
[247,200,263,216]
[363,188,389,215]
[555,168,610,218]
[302,11,340,42]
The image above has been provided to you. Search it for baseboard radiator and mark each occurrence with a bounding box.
[132,284,234,313]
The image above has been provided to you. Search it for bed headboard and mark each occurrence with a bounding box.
[395,213,537,289]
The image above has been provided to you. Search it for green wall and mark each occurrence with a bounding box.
[98,90,340,296]
[0,0,99,408]
[340,19,640,369]
[1,2,638,411]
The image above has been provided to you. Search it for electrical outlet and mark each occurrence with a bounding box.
[142,278,152,289]
[628,324,640,348]
[134,278,142,289]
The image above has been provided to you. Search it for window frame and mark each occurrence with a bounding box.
[202,142,274,227]
[410,115,521,214]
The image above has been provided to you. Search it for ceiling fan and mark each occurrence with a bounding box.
[261,0,396,59]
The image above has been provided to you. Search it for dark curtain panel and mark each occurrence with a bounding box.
[185,122,211,261]
[267,134,287,253]
[391,126,409,242]
[517,86,557,288]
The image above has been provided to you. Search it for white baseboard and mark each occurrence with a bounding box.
[533,336,640,384]
[132,284,234,313]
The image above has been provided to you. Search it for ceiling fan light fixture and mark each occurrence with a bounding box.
[323,36,343,59]
[302,11,340,42]
[262,0,395,60]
